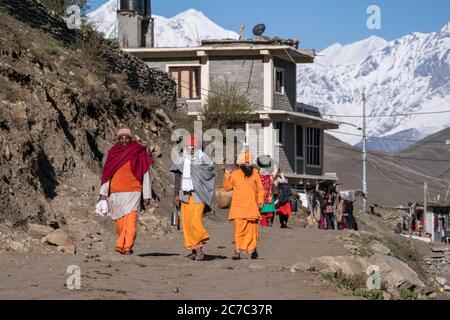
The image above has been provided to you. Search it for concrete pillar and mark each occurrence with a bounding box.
[118,13,142,49]
[142,17,154,48]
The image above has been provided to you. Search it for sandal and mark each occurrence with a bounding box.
[232,252,241,260]
[195,248,205,261]
[188,250,197,260]
[123,249,134,255]
[250,250,259,260]
[115,247,124,254]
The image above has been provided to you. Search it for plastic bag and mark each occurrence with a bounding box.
[95,200,109,216]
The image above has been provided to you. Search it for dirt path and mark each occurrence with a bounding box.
[0,209,360,300]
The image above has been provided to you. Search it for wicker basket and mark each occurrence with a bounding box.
[215,186,232,209]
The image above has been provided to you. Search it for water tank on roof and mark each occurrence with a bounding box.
[144,0,152,16]
[119,0,151,16]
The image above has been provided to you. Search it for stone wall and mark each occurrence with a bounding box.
[278,122,296,174]
[1,0,176,107]
[209,56,264,109]
[1,0,77,43]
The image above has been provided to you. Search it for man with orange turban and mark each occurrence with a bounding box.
[97,126,154,255]
[170,135,215,261]
[224,151,265,260]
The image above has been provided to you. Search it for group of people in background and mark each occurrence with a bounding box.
[311,186,358,231]
[97,129,355,262]
[257,155,294,229]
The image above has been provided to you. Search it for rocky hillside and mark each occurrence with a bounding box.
[0,0,177,227]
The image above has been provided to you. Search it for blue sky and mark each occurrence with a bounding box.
[88,0,450,51]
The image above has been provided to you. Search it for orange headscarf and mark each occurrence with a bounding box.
[236,151,254,165]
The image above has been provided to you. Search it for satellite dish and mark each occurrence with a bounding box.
[252,24,266,37]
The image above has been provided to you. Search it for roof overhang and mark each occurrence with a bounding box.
[123,45,315,63]
[285,172,339,182]
[257,110,340,130]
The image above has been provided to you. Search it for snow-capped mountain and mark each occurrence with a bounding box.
[317,36,388,67]
[87,0,239,47]
[298,23,450,151]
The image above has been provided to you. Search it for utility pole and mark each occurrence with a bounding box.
[362,92,367,213]
[424,182,429,240]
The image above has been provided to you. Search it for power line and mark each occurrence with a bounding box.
[368,153,449,184]
[179,77,450,122]
[175,83,450,163]
[327,157,445,194]
[367,158,446,194]
[325,142,450,163]
[177,81,450,162]
[437,168,450,179]
[174,76,450,120]
[323,109,450,118]
[328,130,447,144]
[176,81,450,186]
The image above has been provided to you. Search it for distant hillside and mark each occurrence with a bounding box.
[324,128,450,207]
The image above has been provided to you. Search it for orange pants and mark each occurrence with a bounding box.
[181,196,209,250]
[234,219,258,254]
[115,211,137,252]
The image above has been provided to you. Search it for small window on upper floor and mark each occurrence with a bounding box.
[275,68,285,94]
[169,66,201,100]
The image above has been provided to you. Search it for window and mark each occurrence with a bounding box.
[306,127,321,166]
[275,68,285,94]
[296,125,303,157]
[169,66,201,100]
[275,121,284,144]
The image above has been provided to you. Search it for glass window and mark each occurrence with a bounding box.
[275,68,284,94]
[275,121,284,144]
[306,127,321,166]
[296,125,303,157]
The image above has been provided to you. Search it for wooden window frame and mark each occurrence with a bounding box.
[168,66,201,101]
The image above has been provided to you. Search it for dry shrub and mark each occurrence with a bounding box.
[201,81,256,131]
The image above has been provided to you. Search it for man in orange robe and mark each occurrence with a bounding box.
[170,136,215,261]
[98,127,153,255]
[224,151,265,260]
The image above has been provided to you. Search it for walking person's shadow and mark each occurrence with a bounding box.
[202,254,228,261]
[138,253,180,257]
[137,253,228,261]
